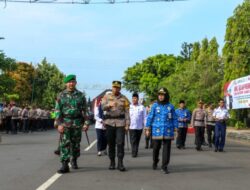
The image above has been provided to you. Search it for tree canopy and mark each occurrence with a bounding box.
[0,55,65,108]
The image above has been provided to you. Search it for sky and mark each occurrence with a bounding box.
[0,0,245,99]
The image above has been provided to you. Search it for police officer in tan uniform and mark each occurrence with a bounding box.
[191,100,207,151]
[102,81,130,172]
[205,103,216,148]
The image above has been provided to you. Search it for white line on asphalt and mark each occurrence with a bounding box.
[84,139,97,151]
[36,140,96,190]
[36,173,62,190]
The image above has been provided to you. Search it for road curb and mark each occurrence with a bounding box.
[227,129,250,143]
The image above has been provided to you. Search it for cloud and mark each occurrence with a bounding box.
[152,0,202,29]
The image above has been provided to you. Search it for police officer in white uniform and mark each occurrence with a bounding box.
[213,99,230,152]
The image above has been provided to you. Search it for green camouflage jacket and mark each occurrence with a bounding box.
[55,89,89,128]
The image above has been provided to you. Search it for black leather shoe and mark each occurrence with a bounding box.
[71,158,78,169]
[163,168,169,174]
[152,163,157,170]
[57,161,70,174]
[196,147,203,151]
[132,152,138,158]
[117,159,126,172]
[109,160,116,170]
[219,149,224,152]
[54,150,60,155]
[214,148,218,152]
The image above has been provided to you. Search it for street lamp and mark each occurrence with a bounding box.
[0,37,5,52]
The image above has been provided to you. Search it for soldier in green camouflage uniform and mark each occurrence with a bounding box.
[55,74,89,174]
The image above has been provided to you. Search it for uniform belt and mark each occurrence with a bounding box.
[104,114,125,119]
[64,117,82,120]
[216,120,226,124]
[194,119,204,122]
[63,114,82,118]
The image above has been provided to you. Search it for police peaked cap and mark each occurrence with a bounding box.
[198,100,204,104]
[112,81,122,88]
[64,74,76,83]
[158,87,168,95]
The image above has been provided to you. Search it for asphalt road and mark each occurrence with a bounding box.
[0,127,250,190]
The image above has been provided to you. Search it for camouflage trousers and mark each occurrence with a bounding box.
[60,127,82,162]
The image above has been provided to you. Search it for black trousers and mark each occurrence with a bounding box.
[5,116,12,133]
[106,125,125,160]
[96,128,107,152]
[36,119,42,131]
[145,128,153,148]
[176,127,188,147]
[195,126,205,149]
[29,119,36,132]
[153,139,172,169]
[41,119,48,131]
[207,125,215,145]
[129,129,143,156]
[11,119,18,134]
[22,119,29,132]
[18,119,23,132]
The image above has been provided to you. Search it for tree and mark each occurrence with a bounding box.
[0,53,17,102]
[123,54,182,99]
[180,42,193,60]
[32,58,65,108]
[8,62,35,104]
[223,0,250,83]
[223,0,250,123]
[190,42,201,61]
[160,37,223,110]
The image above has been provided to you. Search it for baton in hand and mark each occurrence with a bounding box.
[126,132,129,151]
[85,131,90,146]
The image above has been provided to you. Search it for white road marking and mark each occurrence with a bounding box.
[36,139,97,190]
[84,139,97,151]
[36,173,62,190]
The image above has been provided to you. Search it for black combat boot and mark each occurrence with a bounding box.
[152,159,159,170]
[71,157,78,169]
[162,167,169,174]
[145,139,149,149]
[109,159,116,170]
[57,161,70,174]
[117,159,126,172]
[54,147,60,155]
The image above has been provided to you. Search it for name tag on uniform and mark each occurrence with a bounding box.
[168,107,172,119]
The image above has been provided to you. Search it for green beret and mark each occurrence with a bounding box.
[64,74,76,83]
[112,80,121,88]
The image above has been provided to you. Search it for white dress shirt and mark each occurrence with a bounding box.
[129,104,146,130]
[213,107,230,120]
[94,106,105,130]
